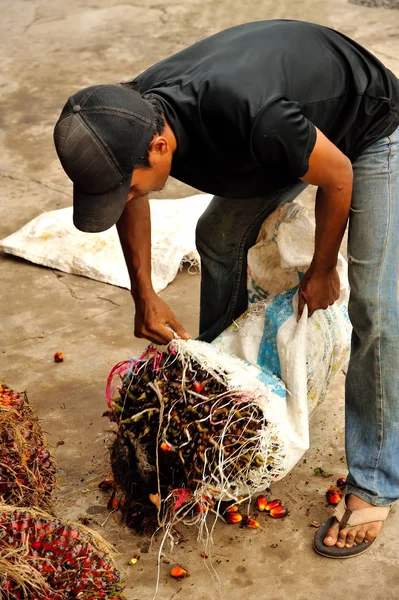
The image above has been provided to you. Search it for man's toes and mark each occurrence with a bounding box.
[344,532,356,548]
[336,532,347,548]
[364,533,376,544]
[354,532,366,545]
[323,522,339,546]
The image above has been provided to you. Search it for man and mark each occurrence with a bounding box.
[54,20,399,558]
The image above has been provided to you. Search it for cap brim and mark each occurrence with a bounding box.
[73,176,131,233]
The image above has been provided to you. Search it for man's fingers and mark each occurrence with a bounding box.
[135,326,173,345]
[167,318,190,340]
[297,292,305,322]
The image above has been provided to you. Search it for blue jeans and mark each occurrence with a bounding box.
[195,126,399,506]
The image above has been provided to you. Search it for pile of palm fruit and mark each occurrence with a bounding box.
[0,384,56,508]
[0,506,125,599]
[105,343,283,533]
[0,384,126,600]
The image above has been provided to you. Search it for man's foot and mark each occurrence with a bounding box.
[323,494,383,548]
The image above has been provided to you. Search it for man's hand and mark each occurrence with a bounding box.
[297,264,340,320]
[297,126,352,321]
[134,291,190,345]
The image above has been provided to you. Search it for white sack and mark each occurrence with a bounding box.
[212,202,351,477]
[0,194,213,293]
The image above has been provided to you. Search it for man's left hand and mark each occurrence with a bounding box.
[297,264,340,320]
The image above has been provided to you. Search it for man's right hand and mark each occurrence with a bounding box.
[134,291,190,345]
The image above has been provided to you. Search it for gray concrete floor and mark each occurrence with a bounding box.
[1,1,399,599]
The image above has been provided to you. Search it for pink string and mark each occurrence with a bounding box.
[173,487,192,511]
[105,360,131,407]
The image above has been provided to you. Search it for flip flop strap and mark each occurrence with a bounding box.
[334,498,391,529]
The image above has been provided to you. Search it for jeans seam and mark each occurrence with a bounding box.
[372,134,393,493]
[222,186,297,330]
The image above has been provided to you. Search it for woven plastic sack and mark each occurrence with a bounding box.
[0,194,212,294]
[212,201,351,477]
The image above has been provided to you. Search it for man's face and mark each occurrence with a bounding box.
[127,163,169,201]
[126,133,172,201]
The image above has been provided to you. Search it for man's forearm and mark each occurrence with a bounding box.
[116,196,154,299]
[312,178,353,271]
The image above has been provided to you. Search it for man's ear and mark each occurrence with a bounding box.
[149,134,169,155]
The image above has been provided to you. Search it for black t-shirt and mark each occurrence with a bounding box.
[133,20,399,198]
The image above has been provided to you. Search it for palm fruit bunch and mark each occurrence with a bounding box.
[105,344,282,532]
[0,505,126,599]
[0,384,56,508]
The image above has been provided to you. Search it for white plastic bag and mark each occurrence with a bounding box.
[0,194,212,293]
[212,202,351,477]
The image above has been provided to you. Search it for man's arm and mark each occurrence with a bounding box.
[298,126,353,319]
[116,196,190,344]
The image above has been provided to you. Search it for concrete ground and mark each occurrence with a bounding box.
[1,0,399,598]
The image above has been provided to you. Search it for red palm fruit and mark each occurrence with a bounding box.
[98,478,115,491]
[54,352,64,362]
[38,450,50,461]
[265,499,282,511]
[195,502,208,513]
[326,486,343,505]
[30,537,42,550]
[255,495,268,511]
[41,560,56,573]
[225,504,239,513]
[269,505,288,519]
[170,565,189,579]
[68,528,79,539]
[245,517,261,529]
[225,512,243,524]
[45,522,56,535]
[193,381,203,393]
[18,519,30,531]
[336,477,347,490]
[160,440,174,452]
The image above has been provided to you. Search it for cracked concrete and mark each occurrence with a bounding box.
[1,1,399,599]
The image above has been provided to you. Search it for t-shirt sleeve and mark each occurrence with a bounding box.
[251,97,317,177]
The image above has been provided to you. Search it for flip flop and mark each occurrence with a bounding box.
[313,495,391,558]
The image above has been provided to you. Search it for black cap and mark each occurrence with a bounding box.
[54,84,155,232]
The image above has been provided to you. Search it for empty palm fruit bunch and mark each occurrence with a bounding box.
[326,486,343,505]
[0,504,126,599]
[105,342,284,534]
[0,384,56,509]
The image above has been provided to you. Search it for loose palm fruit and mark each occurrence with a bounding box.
[326,486,343,505]
[225,512,243,524]
[265,499,282,512]
[269,505,288,518]
[170,566,189,579]
[255,495,268,512]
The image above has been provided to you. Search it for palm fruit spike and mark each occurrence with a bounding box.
[106,346,283,533]
[0,505,126,599]
[0,385,56,509]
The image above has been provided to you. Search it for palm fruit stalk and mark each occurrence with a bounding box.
[0,384,56,509]
[105,344,282,533]
[0,504,126,599]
